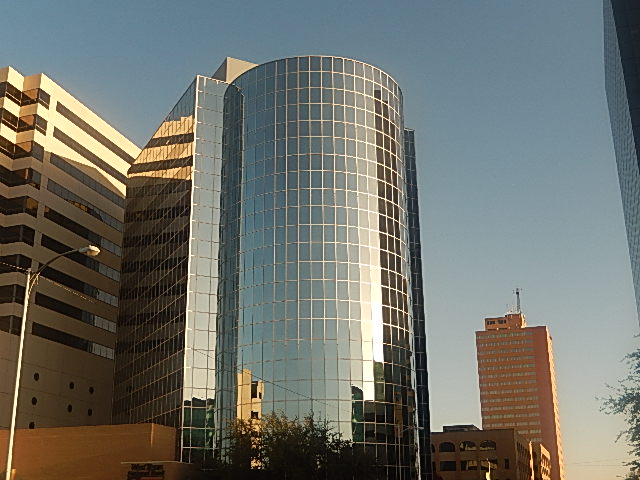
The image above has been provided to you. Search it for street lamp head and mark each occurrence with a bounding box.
[79,245,101,257]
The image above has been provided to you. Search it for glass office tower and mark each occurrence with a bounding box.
[216,56,427,479]
[114,56,430,479]
[605,0,640,323]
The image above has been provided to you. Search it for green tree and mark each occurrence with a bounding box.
[602,347,640,472]
[228,416,263,473]
[219,412,381,479]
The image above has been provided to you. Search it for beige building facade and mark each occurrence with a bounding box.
[0,66,139,430]
[476,311,563,480]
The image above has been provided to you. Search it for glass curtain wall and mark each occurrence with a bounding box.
[182,76,228,463]
[405,129,432,480]
[216,56,420,479]
[114,82,196,443]
[114,77,227,464]
[605,0,640,322]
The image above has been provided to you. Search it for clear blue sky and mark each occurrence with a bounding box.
[4,1,637,477]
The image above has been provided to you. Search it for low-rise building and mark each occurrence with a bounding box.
[0,423,205,480]
[431,425,535,480]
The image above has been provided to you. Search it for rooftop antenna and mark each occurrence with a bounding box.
[513,288,522,313]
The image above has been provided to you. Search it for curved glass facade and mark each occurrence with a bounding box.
[216,56,420,478]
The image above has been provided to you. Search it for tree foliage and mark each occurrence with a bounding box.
[212,412,381,479]
[624,469,640,480]
[602,347,640,471]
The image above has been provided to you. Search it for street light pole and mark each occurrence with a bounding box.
[4,245,100,480]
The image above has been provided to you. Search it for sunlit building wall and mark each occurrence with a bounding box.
[532,442,552,480]
[0,66,139,430]
[112,74,233,463]
[476,312,564,480]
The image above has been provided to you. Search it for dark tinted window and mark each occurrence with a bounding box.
[439,461,456,472]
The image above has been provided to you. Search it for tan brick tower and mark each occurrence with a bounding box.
[475,291,564,480]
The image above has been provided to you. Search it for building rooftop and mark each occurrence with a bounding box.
[211,57,257,83]
[442,424,480,432]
